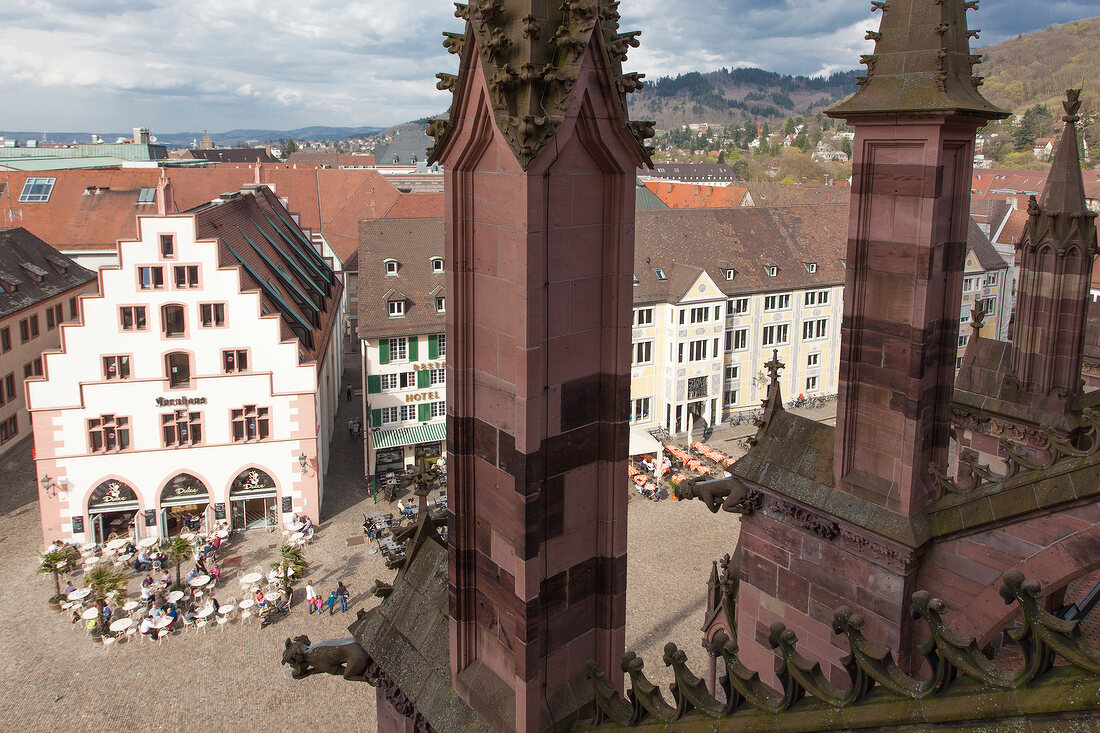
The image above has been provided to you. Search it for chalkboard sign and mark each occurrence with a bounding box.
[71,516,84,534]
[144,509,156,527]
[214,502,226,520]
[281,496,293,513]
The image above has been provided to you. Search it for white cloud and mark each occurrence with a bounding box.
[0,0,1095,133]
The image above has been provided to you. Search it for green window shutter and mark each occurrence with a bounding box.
[417,369,429,388]
[378,339,390,365]
[370,409,382,428]
[428,334,438,359]
[367,374,381,394]
[418,403,430,422]
[408,336,419,361]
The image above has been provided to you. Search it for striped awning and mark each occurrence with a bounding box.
[370,422,447,450]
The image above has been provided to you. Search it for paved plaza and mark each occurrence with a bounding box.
[0,343,778,730]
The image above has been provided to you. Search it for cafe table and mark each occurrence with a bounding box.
[67,588,92,601]
[166,590,185,604]
[196,606,216,619]
[80,607,99,621]
[240,572,263,586]
[122,601,140,613]
[152,616,174,630]
[238,599,255,610]
[109,618,133,634]
[189,574,210,587]
[106,538,129,551]
[137,537,159,549]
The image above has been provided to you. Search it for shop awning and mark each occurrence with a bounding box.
[370,422,447,451]
[629,428,662,456]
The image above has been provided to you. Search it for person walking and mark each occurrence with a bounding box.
[326,589,337,615]
[345,382,353,402]
[336,581,349,613]
[305,582,317,614]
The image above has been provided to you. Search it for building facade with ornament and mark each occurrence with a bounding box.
[27,185,343,545]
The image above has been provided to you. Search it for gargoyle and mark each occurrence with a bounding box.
[675,476,758,514]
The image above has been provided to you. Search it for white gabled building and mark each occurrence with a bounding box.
[28,186,343,545]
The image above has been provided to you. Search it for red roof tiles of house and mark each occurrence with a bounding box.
[191,186,342,364]
[643,181,750,208]
[285,152,376,168]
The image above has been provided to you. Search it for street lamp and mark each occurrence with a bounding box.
[40,475,59,498]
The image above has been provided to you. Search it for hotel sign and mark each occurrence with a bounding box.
[155,396,208,407]
[404,391,442,403]
[411,360,445,371]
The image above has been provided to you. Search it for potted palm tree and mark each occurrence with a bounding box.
[85,565,127,641]
[272,544,308,596]
[38,548,80,610]
[166,536,193,590]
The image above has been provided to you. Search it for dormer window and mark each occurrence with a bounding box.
[19,262,46,283]
[384,259,399,276]
[0,272,18,293]
[765,266,778,277]
[804,262,817,274]
[45,255,69,276]
[435,296,446,313]
[430,257,444,273]
[654,268,667,281]
[633,274,639,286]
[724,269,736,281]
[388,300,405,317]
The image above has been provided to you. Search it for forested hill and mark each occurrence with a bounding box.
[626,67,860,130]
[978,17,1100,113]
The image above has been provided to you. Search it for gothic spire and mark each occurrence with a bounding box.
[828,0,1006,120]
[428,0,653,169]
[1039,90,1088,215]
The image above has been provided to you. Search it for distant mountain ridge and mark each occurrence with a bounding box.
[626,67,861,129]
[0,125,385,148]
[976,17,1100,113]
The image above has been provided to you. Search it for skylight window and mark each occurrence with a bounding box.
[385,259,399,276]
[765,266,778,277]
[18,178,55,203]
[137,188,156,204]
[724,269,735,280]
[430,257,444,273]
[654,268,667,281]
[804,262,818,274]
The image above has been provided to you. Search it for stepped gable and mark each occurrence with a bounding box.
[829,0,1006,118]
[428,0,653,169]
[191,187,340,363]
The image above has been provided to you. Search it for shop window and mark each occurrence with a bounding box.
[222,349,248,373]
[162,304,185,337]
[231,405,270,442]
[88,414,130,453]
[165,352,191,388]
[162,410,202,447]
[103,355,131,380]
[120,306,148,331]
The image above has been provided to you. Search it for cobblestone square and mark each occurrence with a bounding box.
[0,352,750,730]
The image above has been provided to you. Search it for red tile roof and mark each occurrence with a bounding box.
[643,181,749,208]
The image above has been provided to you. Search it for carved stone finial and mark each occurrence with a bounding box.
[970,302,985,336]
[1064,88,1083,122]
[765,348,785,385]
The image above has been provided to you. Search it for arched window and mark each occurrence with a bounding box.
[165,352,191,388]
[162,304,185,337]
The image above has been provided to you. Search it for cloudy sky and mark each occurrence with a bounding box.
[2,0,1098,134]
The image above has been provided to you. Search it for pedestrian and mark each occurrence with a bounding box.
[336,581,349,613]
[326,590,337,615]
[305,582,317,614]
[346,382,353,402]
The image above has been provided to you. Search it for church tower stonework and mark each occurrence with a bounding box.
[727,0,1006,683]
[428,1,652,730]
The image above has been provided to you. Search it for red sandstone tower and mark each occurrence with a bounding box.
[727,0,1006,681]
[428,2,651,730]
[1009,92,1098,402]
